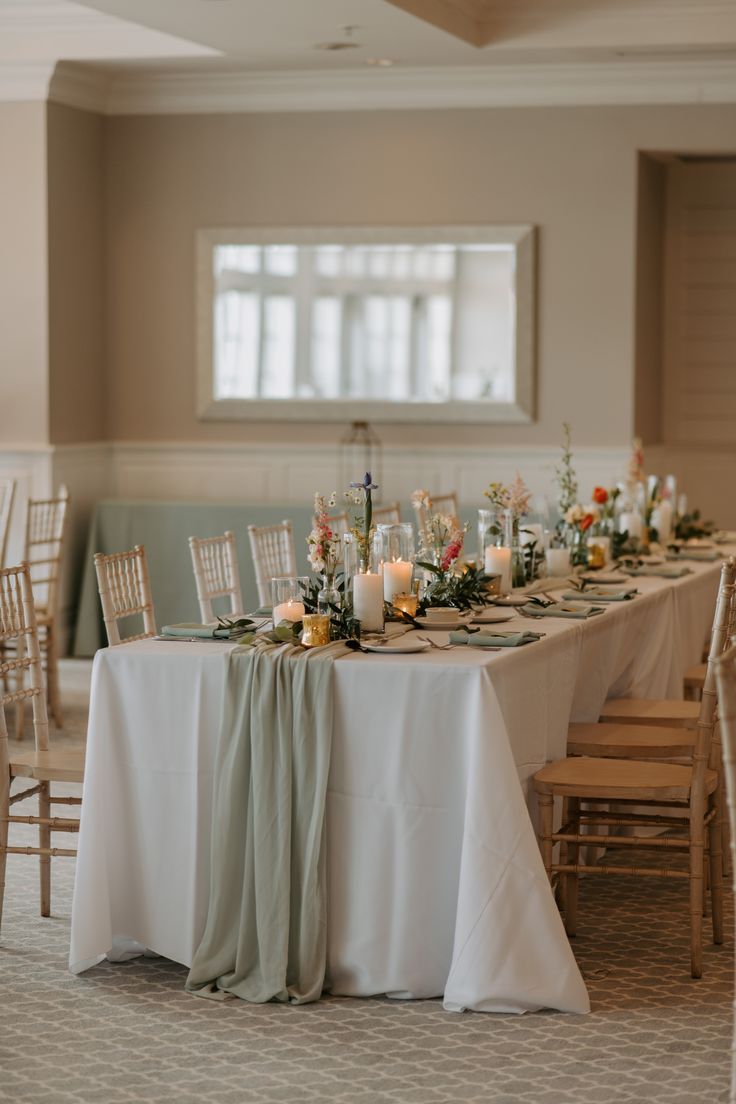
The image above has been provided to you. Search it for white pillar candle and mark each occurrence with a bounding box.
[651,500,673,543]
[273,599,305,626]
[484,546,512,594]
[619,511,643,539]
[520,522,544,548]
[382,560,413,603]
[545,548,572,577]
[353,572,384,632]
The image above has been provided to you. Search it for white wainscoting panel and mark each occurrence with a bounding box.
[109,440,633,514]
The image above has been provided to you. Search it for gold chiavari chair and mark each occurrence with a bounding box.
[247,520,297,607]
[94,545,157,646]
[534,557,735,978]
[188,531,243,623]
[0,562,83,932]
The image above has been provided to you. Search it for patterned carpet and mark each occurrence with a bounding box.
[0,662,733,1104]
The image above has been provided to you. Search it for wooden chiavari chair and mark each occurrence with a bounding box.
[247,520,297,607]
[534,557,735,978]
[16,486,70,734]
[188,531,243,623]
[94,545,157,646]
[0,562,83,932]
[373,502,402,525]
[714,640,736,1104]
[412,492,460,548]
[0,479,15,569]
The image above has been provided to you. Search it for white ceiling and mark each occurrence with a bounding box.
[2,0,736,112]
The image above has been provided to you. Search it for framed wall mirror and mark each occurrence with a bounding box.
[196,225,535,424]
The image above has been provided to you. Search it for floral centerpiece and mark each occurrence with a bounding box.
[306,492,343,616]
[483,472,533,585]
[408,490,488,610]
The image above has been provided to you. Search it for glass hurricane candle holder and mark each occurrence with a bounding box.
[270,576,309,626]
[392,592,419,617]
[376,523,415,602]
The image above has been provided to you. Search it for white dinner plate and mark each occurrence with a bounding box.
[493,595,534,607]
[360,640,431,654]
[469,611,515,625]
[414,616,469,631]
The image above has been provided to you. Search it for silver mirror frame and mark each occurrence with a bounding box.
[196,224,536,424]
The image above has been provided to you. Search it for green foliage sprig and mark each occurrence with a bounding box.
[416,562,494,612]
[555,422,578,521]
[674,510,715,541]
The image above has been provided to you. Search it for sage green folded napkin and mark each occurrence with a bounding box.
[449,629,542,647]
[624,564,692,578]
[160,622,231,639]
[561,588,637,602]
[521,602,605,619]
[666,549,719,562]
[254,605,272,616]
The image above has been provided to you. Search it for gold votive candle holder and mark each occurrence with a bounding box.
[301,613,331,647]
[587,542,606,570]
[392,592,419,617]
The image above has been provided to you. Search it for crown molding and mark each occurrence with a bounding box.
[0,62,57,103]
[48,64,111,113]
[4,56,736,113]
[102,58,736,115]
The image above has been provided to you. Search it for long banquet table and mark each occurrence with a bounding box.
[69,557,723,1015]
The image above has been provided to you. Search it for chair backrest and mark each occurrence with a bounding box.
[188,530,243,623]
[412,491,459,549]
[24,485,69,615]
[0,562,49,751]
[94,544,157,646]
[247,520,297,606]
[692,557,736,787]
[431,492,460,525]
[0,479,16,569]
[373,501,402,525]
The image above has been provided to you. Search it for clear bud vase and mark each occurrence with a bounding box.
[317,571,341,616]
[504,510,527,589]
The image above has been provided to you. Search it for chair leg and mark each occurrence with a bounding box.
[556,797,569,909]
[689,816,705,979]
[708,806,724,945]
[538,792,554,881]
[39,781,51,917]
[45,626,63,730]
[0,714,9,933]
[564,797,580,938]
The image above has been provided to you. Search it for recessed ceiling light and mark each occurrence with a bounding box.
[314,41,361,51]
[365,58,395,67]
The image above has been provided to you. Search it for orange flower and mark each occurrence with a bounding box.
[592,486,609,505]
[580,514,595,532]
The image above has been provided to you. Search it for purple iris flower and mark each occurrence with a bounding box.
[350,472,379,491]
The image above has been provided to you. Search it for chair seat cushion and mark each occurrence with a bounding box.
[534,755,717,801]
[598,698,700,727]
[10,748,85,783]
[567,722,695,758]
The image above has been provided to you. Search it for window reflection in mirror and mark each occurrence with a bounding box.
[197,227,535,424]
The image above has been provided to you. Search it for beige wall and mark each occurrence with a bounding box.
[0,102,49,444]
[103,102,736,451]
[47,102,105,445]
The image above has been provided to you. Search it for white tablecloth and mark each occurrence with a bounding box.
[69,558,723,1015]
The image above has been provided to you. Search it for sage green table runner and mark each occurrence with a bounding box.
[186,642,344,1005]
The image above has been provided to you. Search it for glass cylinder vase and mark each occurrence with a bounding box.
[376,522,415,603]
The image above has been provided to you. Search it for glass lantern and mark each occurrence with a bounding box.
[375,523,415,604]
